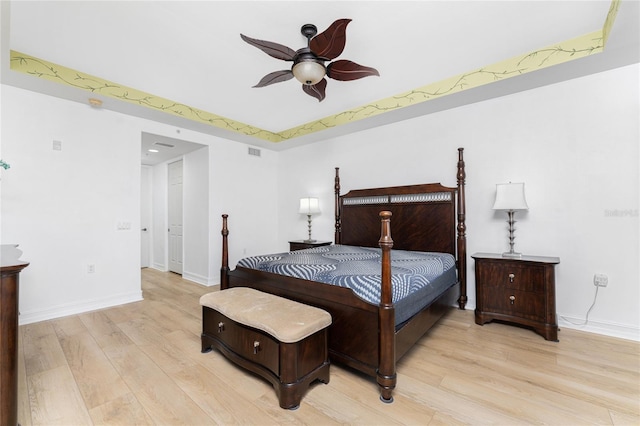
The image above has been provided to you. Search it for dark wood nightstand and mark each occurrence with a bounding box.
[289,240,332,251]
[472,252,560,341]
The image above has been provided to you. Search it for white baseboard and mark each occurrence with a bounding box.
[18,291,143,326]
[558,316,639,342]
[152,262,166,271]
[182,271,218,287]
[147,266,217,287]
[461,301,638,342]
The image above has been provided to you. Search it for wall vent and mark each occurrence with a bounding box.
[248,147,261,157]
[154,142,175,148]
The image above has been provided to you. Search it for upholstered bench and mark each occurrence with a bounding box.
[200,287,332,409]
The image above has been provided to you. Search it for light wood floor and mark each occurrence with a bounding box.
[17,268,639,425]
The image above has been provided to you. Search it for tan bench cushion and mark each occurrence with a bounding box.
[200,287,332,343]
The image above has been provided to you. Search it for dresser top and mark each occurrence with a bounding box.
[1,244,30,270]
[472,252,560,264]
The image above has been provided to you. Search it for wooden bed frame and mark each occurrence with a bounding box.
[219,147,467,402]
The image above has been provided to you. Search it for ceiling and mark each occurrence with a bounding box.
[141,131,208,166]
[2,1,639,156]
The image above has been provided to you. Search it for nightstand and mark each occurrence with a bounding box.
[472,252,560,341]
[289,240,332,251]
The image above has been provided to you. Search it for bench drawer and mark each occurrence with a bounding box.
[201,299,331,409]
[207,309,280,375]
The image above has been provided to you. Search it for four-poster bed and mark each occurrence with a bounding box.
[213,147,467,402]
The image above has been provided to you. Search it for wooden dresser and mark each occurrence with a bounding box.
[472,252,559,341]
[1,245,30,426]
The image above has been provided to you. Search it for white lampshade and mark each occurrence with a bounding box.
[299,197,321,215]
[292,60,326,85]
[492,183,529,211]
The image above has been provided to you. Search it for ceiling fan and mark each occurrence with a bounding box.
[240,19,379,102]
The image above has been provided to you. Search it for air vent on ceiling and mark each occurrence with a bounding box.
[153,142,175,148]
[248,147,261,157]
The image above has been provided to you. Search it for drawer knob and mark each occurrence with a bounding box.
[509,295,516,305]
[217,322,224,332]
[253,341,260,354]
[508,273,515,283]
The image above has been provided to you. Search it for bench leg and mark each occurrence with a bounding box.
[276,361,330,409]
[201,334,213,353]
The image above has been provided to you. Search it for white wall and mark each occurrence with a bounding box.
[140,165,152,267]
[2,63,636,341]
[151,161,168,270]
[183,147,210,284]
[277,64,639,341]
[1,85,143,323]
[208,143,280,273]
[1,84,280,324]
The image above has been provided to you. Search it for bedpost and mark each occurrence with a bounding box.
[334,167,342,244]
[221,214,229,290]
[456,148,467,309]
[377,211,396,403]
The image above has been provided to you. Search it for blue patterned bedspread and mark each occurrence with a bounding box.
[237,244,457,325]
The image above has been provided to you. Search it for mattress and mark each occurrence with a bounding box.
[236,244,457,325]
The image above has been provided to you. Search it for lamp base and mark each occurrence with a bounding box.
[502,251,522,258]
[303,239,317,243]
[502,211,523,259]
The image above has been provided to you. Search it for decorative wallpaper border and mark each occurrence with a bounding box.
[280,29,606,140]
[9,52,283,143]
[603,0,621,45]
[9,1,618,143]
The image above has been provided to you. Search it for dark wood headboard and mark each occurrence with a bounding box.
[336,183,457,253]
[334,148,467,308]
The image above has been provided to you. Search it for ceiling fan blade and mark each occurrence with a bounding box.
[302,79,327,102]
[309,19,351,60]
[327,60,380,81]
[253,70,294,88]
[240,34,296,61]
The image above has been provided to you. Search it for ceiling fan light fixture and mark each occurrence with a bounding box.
[292,59,326,86]
[241,19,377,100]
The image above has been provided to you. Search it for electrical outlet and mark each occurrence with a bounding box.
[87,264,95,274]
[593,274,608,287]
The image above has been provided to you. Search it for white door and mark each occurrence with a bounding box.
[140,166,152,268]
[168,160,183,274]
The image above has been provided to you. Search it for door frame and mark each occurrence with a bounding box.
[140,165,152,268]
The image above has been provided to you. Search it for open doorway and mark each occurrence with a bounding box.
[140,132,209,283]
[141,165,152,268]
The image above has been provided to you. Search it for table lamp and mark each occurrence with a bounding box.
[493,182,529,258]
[299,197,321,242]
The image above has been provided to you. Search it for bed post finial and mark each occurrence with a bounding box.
[334,167,342,244]
[456,148,467,309]
[377,210,396,403]
[221,214,230,290]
